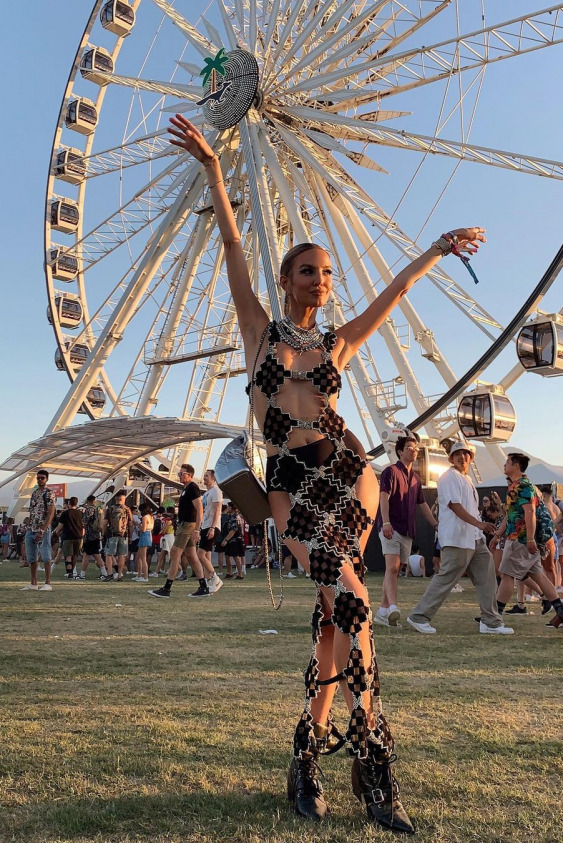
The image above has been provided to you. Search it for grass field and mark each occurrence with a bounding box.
[0,560,561,843]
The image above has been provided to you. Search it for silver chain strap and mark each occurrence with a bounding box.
[249,324,284,610]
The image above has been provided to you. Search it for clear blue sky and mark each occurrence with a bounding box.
[1,1,562,492]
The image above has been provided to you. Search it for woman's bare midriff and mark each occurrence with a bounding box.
[251,340,343,455]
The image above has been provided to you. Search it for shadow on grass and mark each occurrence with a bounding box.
[6,791,362,843]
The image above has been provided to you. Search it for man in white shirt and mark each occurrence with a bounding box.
[407,442,513,635]
[189,469,224,598]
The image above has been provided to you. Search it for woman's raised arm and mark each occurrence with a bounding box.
[168,115,268,343]
[334,228,486,367]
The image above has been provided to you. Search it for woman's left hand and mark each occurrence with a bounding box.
[450,227,486,254]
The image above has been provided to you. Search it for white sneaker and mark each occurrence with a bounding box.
[21,584,39,591]
[136,577,148,583]
[148,572,158,578]
[407,616,436,634]
[387,606,401,626]
[207,576,223,594]
[283,572,297,578]
[479,622,514,635]
[38,565,45,572]
[450,583,464,593]
[39,584,53,591]
[373,608,390,627]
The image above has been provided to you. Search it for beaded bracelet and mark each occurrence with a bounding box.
[433,231,480,284]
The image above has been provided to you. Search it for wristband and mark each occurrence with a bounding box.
[382,521,391,527]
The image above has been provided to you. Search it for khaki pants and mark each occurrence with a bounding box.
[410,540,502,628]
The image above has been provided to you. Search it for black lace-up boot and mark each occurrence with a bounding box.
[287,723,329,821]
[351,750,414,834]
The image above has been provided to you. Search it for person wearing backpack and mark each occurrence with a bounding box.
[490,453,563,628]
[78,494,107,580]
[103,490,132,582]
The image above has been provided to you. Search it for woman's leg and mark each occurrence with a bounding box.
[270,462,390,755]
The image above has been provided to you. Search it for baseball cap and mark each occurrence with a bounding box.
[449,441,476,458]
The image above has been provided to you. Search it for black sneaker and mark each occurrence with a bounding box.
[102,574,114,582]
[188,585,210,598]
[541,599,553,616]
[148,587,171,598]
[506,604,527,614]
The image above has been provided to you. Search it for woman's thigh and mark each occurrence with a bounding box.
[268,491,370,606]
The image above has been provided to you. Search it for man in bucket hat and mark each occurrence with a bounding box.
[407,442,513,635]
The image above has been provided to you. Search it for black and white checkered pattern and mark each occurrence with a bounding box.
[251,321,393,760]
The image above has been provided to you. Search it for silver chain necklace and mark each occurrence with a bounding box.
[278,316,324,351]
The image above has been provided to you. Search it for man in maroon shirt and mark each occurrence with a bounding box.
[374,435,437,627]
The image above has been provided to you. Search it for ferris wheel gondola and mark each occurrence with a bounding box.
[517,314,563,376]
[49,247,79,281]
[54,342,90,372]
[53,148,86,185]
[79,47,114,85]
[78,387,106,415]
[47,294,83,329]
[457,387,517,444]
[65,98,98,134]
[50,198,80,234]
[100,1,135,36]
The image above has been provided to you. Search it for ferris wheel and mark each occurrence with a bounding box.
[36,0,563,496]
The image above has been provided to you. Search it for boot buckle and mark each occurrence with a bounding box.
[370,787,385,805]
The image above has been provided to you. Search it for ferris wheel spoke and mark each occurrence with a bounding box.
[318,0,450,80]
[326,6,563,102]
[262,0,371,90]
[46,168,210,432]
[64,156,201,271]
[268,0,446,95]
[107,71,202,100]
[150,0,216,58]
[77,130,172,178]
[263,0,309,74]
[302,128,388,173]
[271,0,362,72]
[230,0,246,40]
[260,0,283,71]
[200,15,224,51]
[175,59,203,76]
[357,126,563,180]
[282,105,563,181]
[275,120,503,338]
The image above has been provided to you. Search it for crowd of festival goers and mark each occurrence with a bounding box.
[3,450,563,628]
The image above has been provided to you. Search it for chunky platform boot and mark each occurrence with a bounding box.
[287,724,329,821]
[351,751,414,834]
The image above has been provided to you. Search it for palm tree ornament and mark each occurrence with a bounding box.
[199,47,229,92]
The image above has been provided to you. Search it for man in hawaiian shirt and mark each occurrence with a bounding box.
[23,469,56,591]
[491,453,563,628]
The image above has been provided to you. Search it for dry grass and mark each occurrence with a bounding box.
[0,561,561,842]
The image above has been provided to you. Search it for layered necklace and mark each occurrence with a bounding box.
[278,315,324,352]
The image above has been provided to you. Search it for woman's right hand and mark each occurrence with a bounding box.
[168,114,215,164]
